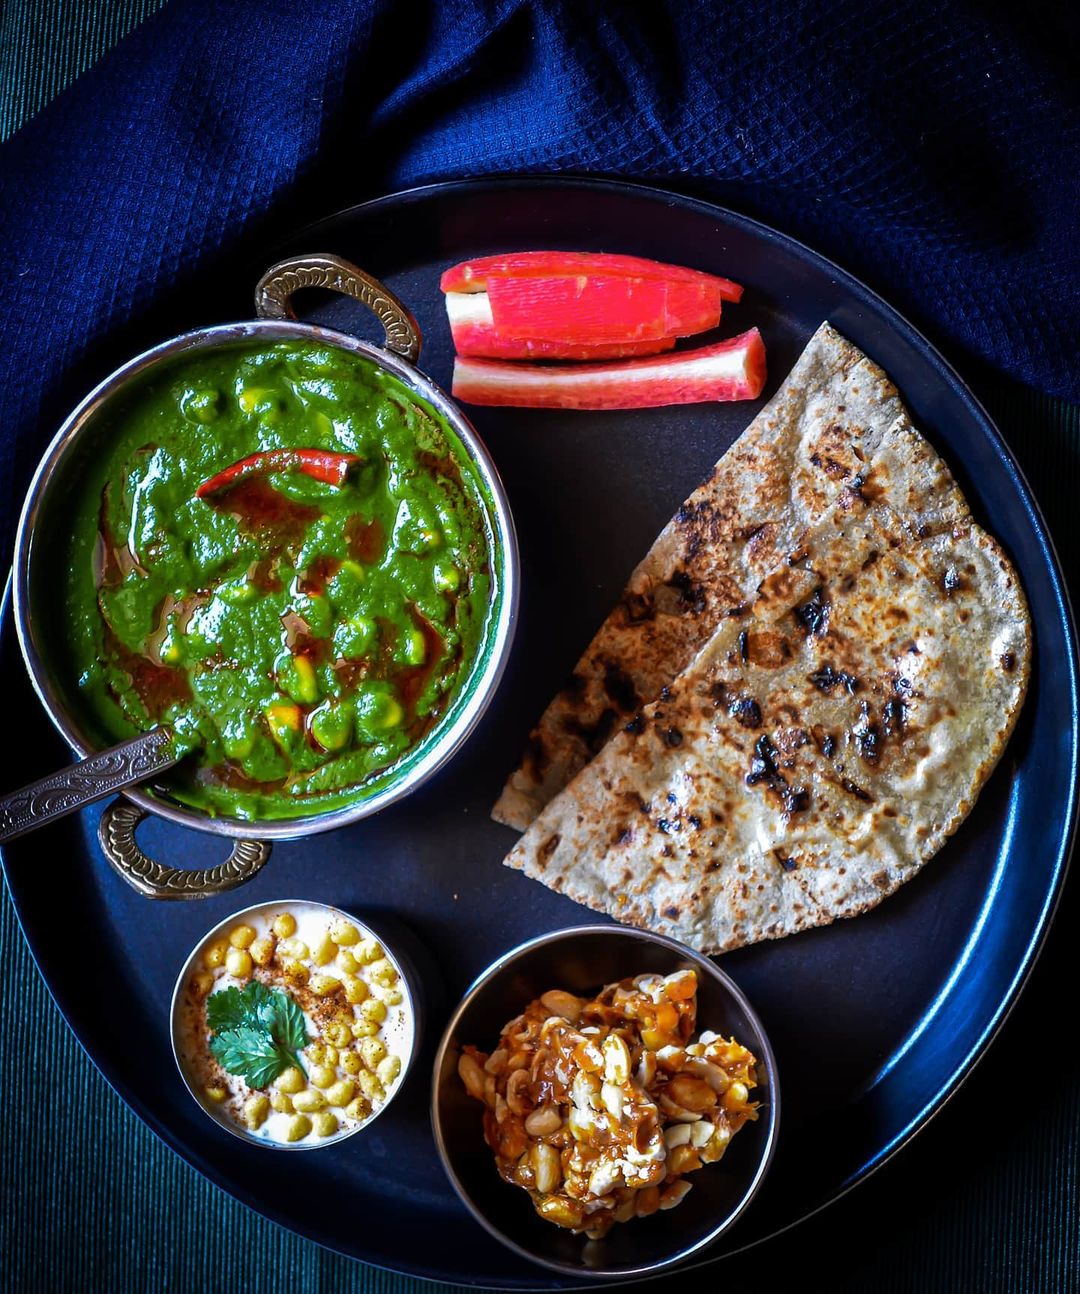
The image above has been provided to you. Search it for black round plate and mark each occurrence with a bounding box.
[2,178,1076,1288]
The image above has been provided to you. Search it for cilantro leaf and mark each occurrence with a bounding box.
[206,981,276,1035]
[209,1025,296,1089]
[205,980,308,1089]
[269,990,308,1052]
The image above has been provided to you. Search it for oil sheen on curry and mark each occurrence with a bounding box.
[63,340,494,820]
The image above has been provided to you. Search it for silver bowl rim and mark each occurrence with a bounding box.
[429,924,781,1279]
[169,896,421,1151]
[12,318,520,840]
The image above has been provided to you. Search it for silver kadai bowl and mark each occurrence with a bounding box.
[11,255,519,898]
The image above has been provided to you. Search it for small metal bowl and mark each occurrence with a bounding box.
[12,254,518,898]
[171,898,421,1150]
[431,925,779,1279]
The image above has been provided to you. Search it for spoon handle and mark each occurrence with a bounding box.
[0,728,179,844]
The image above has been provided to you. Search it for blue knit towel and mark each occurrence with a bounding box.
[2,0,1078,552]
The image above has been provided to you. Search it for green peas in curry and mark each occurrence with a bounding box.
[61,340,495,820]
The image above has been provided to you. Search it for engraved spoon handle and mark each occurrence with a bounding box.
[0,727,180,844]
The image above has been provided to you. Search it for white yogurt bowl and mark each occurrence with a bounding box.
[171,898,419,1150]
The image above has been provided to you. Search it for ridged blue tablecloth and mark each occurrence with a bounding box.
[1,4,1078,1291]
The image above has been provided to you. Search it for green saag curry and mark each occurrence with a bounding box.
[62,340,494,820]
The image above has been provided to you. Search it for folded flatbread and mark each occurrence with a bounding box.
[498,325,1031,952]
[494,322,960,830]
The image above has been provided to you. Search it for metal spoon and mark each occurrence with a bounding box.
[0,727,179,843]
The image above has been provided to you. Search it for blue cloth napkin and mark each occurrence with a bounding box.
[1,0,1078,551]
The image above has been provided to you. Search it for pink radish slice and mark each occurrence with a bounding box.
[451,329,767,410]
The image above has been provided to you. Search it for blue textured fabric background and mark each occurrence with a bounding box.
[2,2,1079,1291]
[2,0,1080,552]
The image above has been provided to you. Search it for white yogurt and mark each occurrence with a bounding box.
[173,900,415,1148]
